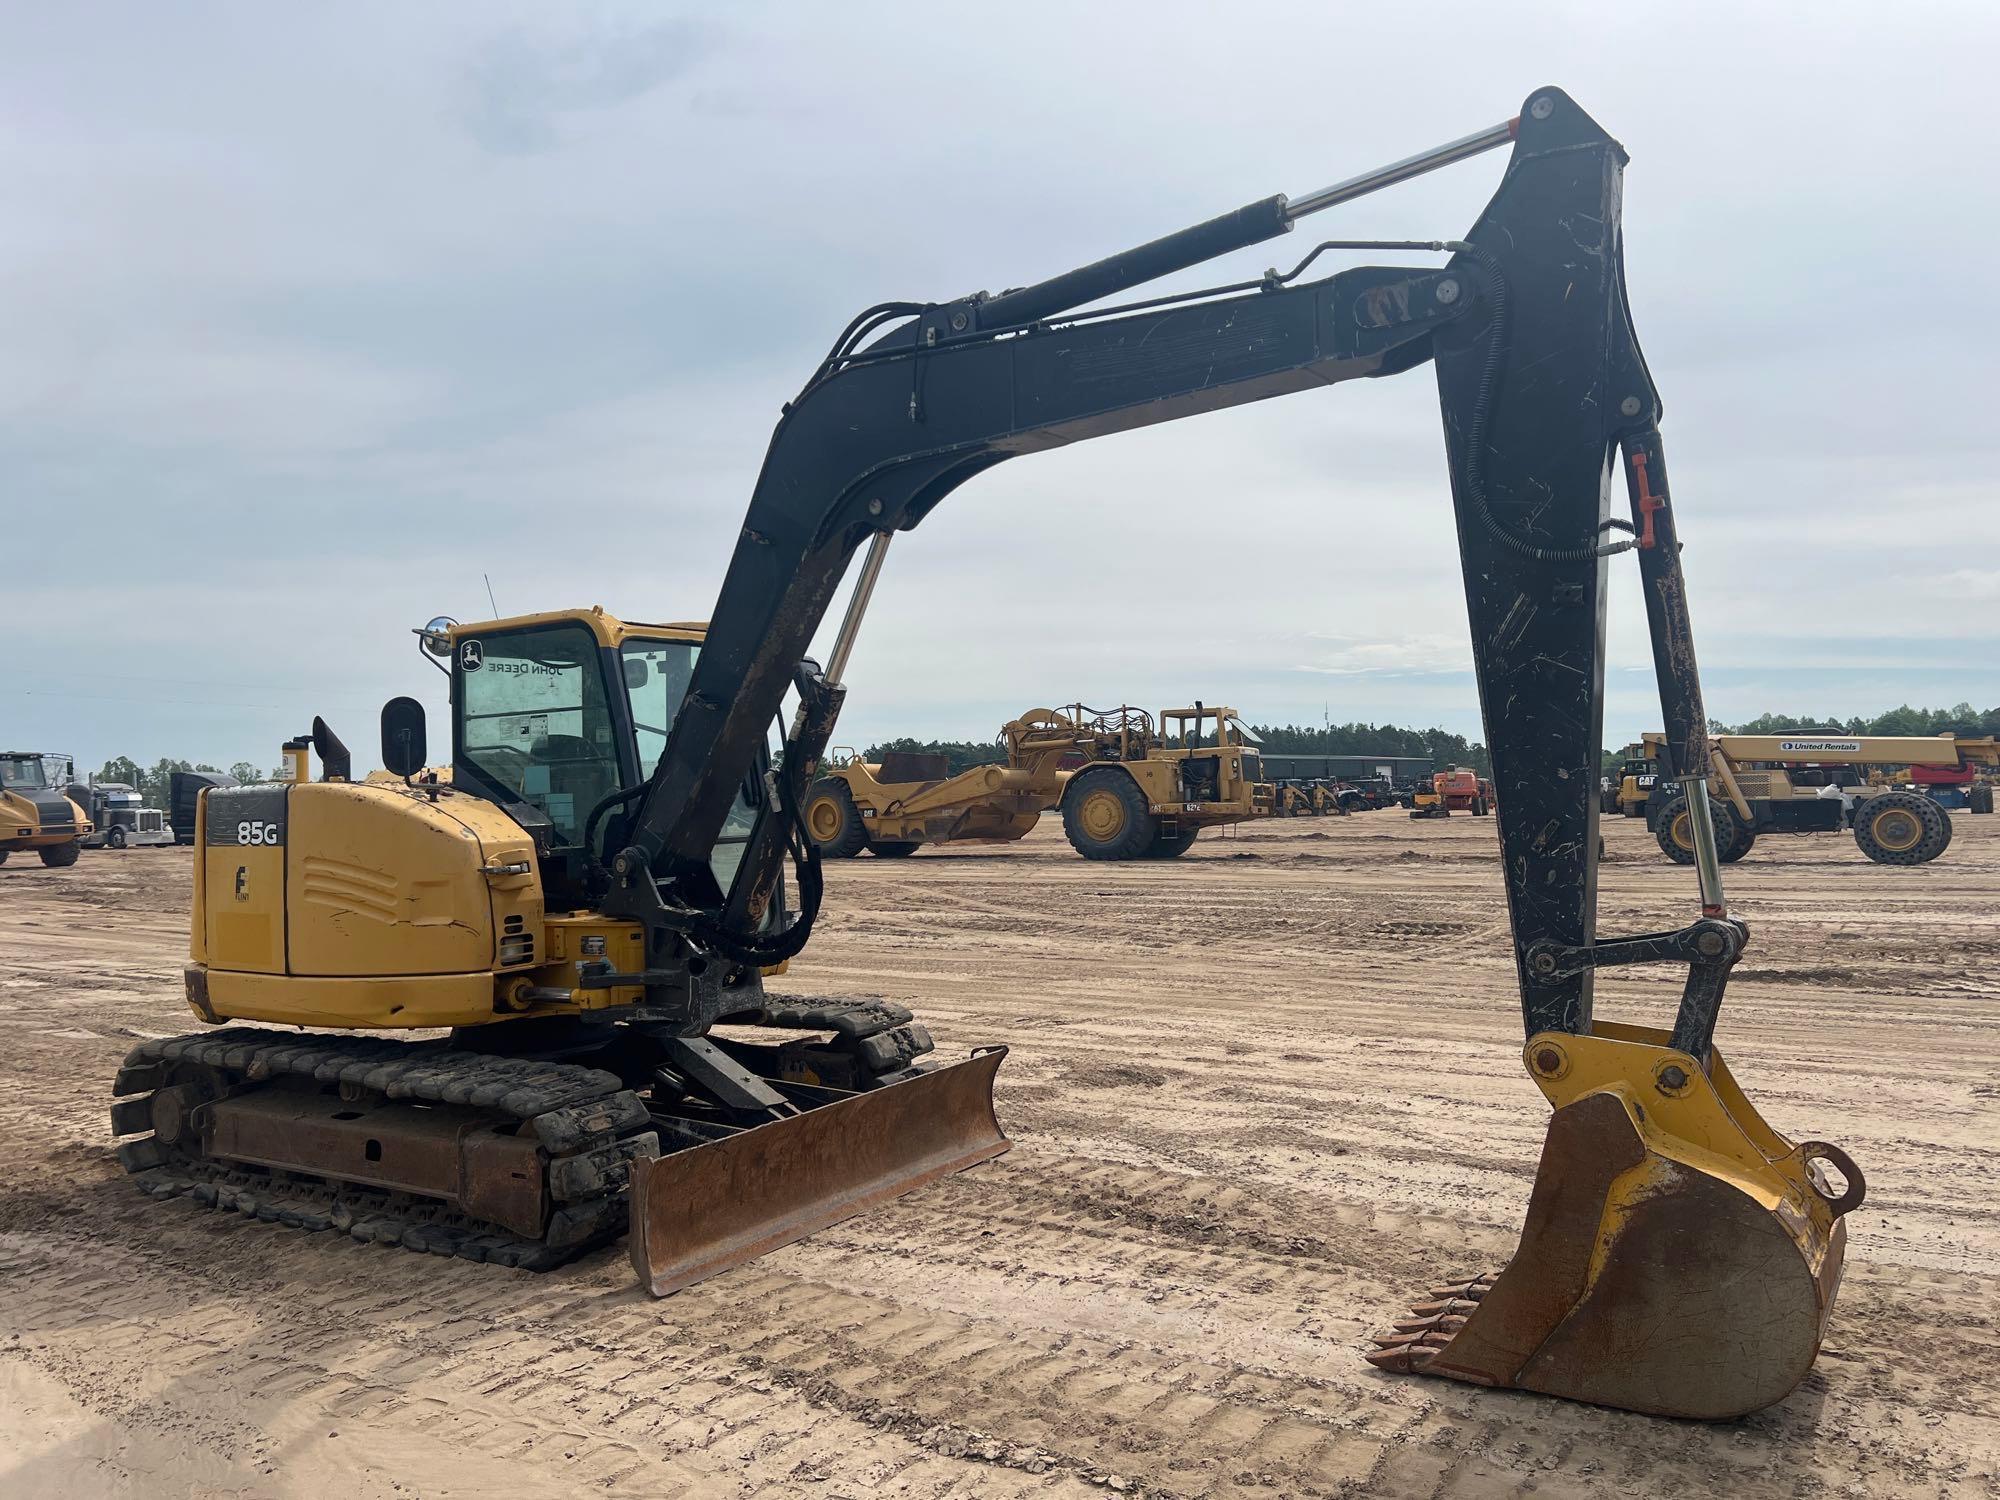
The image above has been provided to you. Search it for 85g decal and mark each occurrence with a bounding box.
[204,787,288,847]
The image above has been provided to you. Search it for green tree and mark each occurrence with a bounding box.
[1247,721,1490,774]
[228,762,264,785]
[96,755,143,788]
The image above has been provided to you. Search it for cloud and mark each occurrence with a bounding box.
[459,20,711,155]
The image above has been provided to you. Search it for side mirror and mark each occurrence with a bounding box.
[381,697,428,778]
[623,657,650,689]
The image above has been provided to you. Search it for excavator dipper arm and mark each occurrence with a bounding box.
[609,88,1863,1419]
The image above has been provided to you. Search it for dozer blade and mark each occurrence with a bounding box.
[630,1046,1009,1296]
[1368,1022,1864,1420]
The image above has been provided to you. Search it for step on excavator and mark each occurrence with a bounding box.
[113,88,1860,1421]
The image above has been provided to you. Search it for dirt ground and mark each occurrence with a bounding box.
[3,810,1997,1498]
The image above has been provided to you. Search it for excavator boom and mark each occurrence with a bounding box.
[597,88,1862,1419]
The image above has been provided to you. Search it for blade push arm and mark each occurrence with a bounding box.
[605,88,1735,1049]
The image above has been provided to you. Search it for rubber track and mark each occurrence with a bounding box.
[112,1028,654,1270]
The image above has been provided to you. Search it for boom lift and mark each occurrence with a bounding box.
[114,89,1860,1421]
[1646,730,2000,864]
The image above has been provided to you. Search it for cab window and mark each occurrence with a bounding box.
[457,624,618,847]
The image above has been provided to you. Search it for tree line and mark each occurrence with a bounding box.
[86,757,273,810]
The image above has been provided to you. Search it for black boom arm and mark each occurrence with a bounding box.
[603,88,1738,1051]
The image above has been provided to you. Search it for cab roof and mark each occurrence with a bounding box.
[447,607,706,649]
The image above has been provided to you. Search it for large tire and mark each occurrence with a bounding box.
[1471,796,1490,817]
[1062,768,1156,860]
[1852,791,1943,865]
[1921,797,1952,857]
[1145,828,1198,859]
[107,826,128,849]
[869,841,921,858]
[0,850,9,865]
[1654,794,1744,866]
[40,841,81,868]
[1970,783,1995,815]
[804,780,870,858]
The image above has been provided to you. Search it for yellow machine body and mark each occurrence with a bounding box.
[1073,705,1272,826]
[189,777,652,1029]
[0,752,92,864]
[808,707,1085,854]
[1641,729,2000,823]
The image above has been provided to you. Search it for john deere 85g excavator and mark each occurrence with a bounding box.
[113,89,1861,1422]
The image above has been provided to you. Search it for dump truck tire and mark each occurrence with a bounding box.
[1654,794,1742,866]
[1970,783,1994,814]
[804,781,869,858]
[108,826,128,849]
[869,841,920,858]
[1852,791,1942,865]
[1062,768,1155,860]
[1145,829,1198,859]
[39,841,80,869]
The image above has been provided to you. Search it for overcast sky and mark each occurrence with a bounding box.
[8,3,1998,776]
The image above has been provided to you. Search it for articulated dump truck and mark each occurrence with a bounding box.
[110,90,1865,1420]
[1,751,91,867]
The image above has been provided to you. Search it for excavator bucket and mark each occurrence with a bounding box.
[629,1047,1009,1296]
[1369,1022,1863,1419]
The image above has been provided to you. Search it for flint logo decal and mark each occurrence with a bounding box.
[460,639,484,672]
[1779,739,1860,754]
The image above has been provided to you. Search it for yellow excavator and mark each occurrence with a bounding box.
[112,90,1861,1421]
[805,708,1084,856]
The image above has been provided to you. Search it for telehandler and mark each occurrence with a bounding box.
[805,707,1084,856]
[1,751,91,866]
[112,90,1861,1421]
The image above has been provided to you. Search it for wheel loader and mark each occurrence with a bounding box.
[1,750,92,867]
[1644,730,2000,865]
[1059,703,1274,859]
[805,707,1086,857]
[111,89,1863,1421]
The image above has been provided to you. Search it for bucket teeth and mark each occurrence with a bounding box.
[1391,1311,1467,1335]
[1364,1268,1501,1376]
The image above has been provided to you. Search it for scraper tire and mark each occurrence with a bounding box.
[1062,768,1156,860]
[805,781,869,859]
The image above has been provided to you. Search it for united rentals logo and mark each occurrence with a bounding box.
[1778,738,1860,754]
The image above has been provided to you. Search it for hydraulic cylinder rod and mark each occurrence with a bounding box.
[976,115,1517,330]
[825,531,891,686]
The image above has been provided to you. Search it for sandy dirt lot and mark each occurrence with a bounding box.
[3,811,1997,1498]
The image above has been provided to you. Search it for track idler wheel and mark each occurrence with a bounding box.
[1367,1022,1862,1419]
